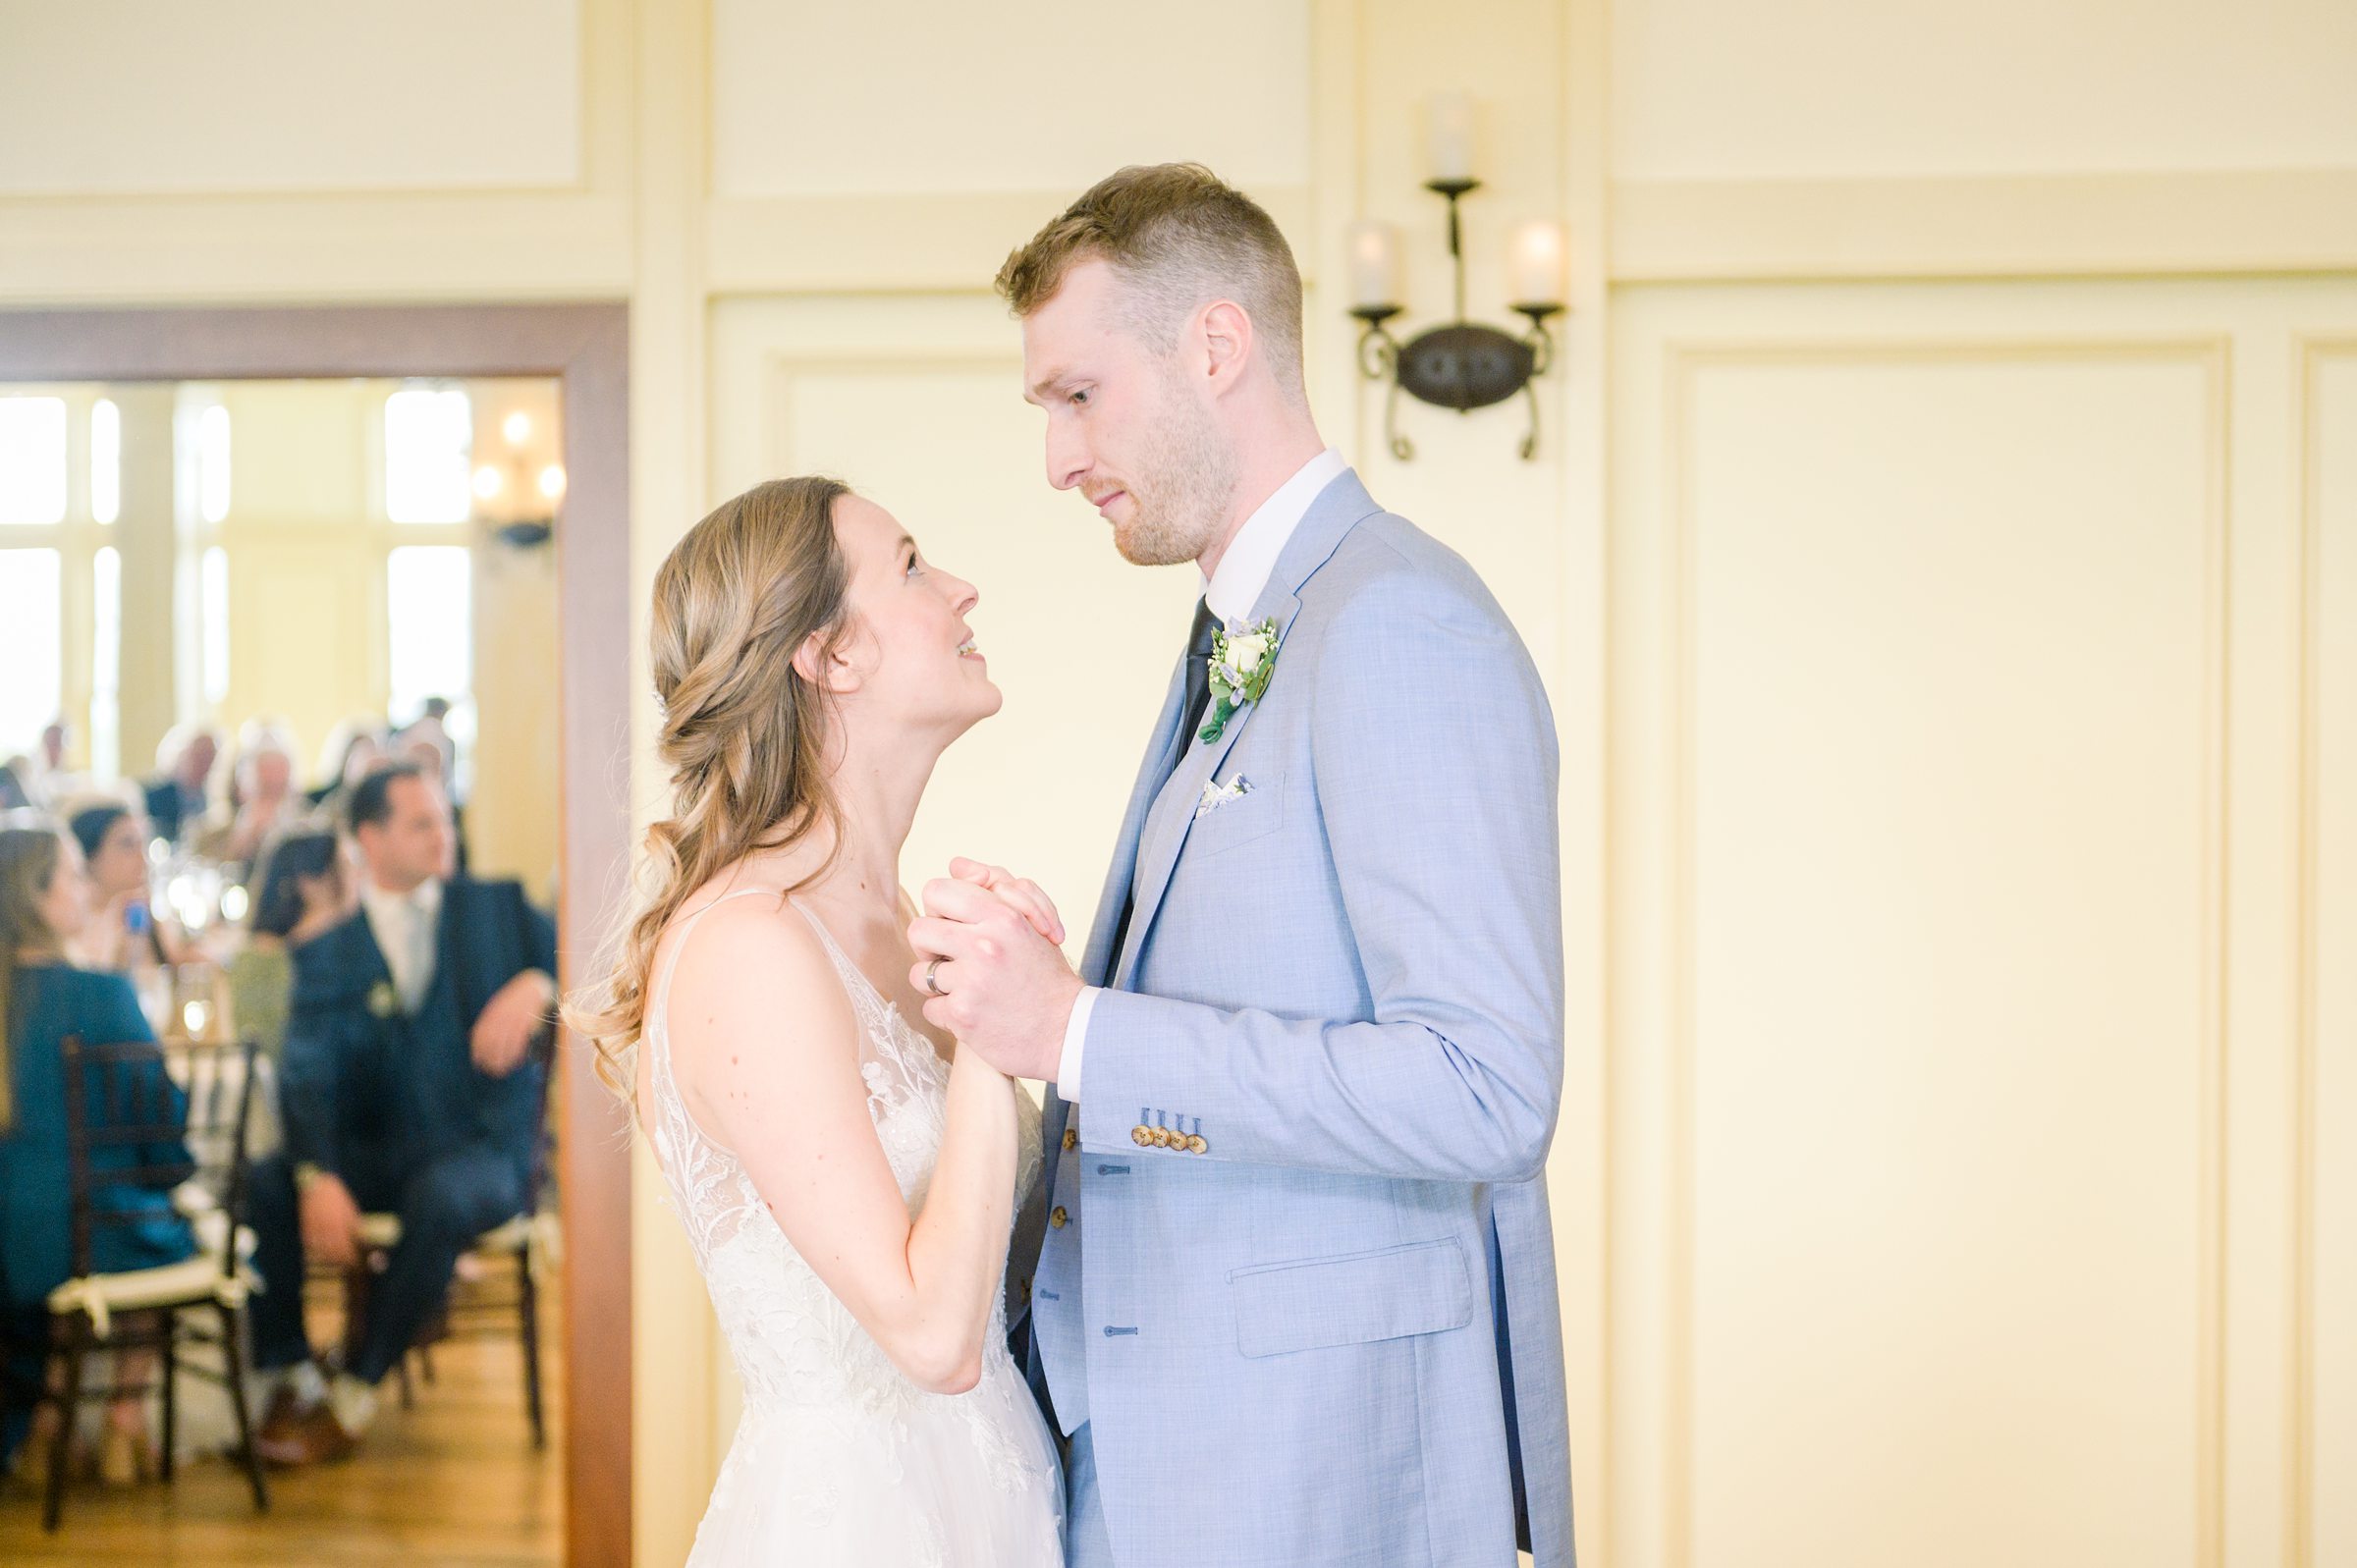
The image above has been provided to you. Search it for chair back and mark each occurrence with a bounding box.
[59,1034,256,1282]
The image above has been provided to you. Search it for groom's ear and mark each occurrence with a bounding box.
[1198,297,1254,395]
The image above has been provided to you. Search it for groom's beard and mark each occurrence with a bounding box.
[1111,376,1238,568]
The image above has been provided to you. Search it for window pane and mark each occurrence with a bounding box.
[0,397,68,525]
[197,404,232,524]
[90,398,121,525]
[385,387,473,523]
[201,545,230,706]
[0,549,63,757]
[388,545,472,721]
[92,546,121,779]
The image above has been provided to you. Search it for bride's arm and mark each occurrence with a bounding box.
[667,898,1017,1395]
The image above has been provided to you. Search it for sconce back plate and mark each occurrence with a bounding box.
[1397,322,1536,411]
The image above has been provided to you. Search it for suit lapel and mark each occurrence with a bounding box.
[1078,648,1190,989]
[1111,470,1384,991]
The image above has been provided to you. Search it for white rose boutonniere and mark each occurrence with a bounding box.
[367,980,400,1019]
[1200,618,1282,743]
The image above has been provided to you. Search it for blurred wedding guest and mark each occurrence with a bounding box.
[198,724,306,871]
[226,828,353,1065]
[141,727,219,847]
[247,763,555,1465]
[68,801,193,976]
[26,723,88,812]
[305,720,384,818]
[0,821,197,1486]
[0,759,29,812]
[394,731,469,877]
[397,698,457,788]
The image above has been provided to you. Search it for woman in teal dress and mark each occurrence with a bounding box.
[0,821,197,1483]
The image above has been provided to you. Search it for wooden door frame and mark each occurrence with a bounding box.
[0,302,634,1568]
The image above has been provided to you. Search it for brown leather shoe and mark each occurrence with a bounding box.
[253,1402,356,1468]
[255,1384,303,1447]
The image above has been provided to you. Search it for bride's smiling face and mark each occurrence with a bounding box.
[825,493,1001,738]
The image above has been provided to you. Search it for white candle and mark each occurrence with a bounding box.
[1425,91,1476,184]
[1507,219,1566,308]
[1346,220,1401,311]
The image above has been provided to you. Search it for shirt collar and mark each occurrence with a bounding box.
[1201,447,1348,626]
[363,876,442,927]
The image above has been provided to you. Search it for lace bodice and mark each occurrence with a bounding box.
[643,890,1044,1425]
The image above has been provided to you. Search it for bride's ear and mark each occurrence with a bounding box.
[792,627,862,694]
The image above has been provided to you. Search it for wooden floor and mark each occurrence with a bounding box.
[0,1283,565,1568]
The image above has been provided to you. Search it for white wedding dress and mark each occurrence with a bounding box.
[644,891,1066,1566]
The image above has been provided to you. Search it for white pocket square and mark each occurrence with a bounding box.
[1195,775,1253,819]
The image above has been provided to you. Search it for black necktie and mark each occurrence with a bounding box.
[1105,598,1222,977]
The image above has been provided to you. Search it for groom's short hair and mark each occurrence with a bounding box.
[996,163,1306,406]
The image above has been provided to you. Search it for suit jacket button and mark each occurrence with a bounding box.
[1186,1134,1208,1154]
[1019,1277,1031,1301]
[1063,1127,1078,1152]
[1131,1126,1154,1146]
[1049,1207,1069,1229]
[1151,1127,1173,1147]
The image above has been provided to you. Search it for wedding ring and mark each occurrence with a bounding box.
[923,958,948,997]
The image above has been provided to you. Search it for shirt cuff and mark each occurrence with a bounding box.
[1056,986,1100,1101]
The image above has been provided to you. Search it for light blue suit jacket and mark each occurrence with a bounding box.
[1020,469,1575,1567]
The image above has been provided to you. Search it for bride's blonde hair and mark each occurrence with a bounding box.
[566,476,853,1102]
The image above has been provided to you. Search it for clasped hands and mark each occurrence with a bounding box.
[906,857,1082,1082]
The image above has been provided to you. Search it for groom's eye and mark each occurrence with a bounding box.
[1069,388,1091,406]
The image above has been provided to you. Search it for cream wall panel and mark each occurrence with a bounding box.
[2308,343,2357,1568]
[0,0,583,195]
[1611,278,2357,1568]
[1611,0,2357,183]
[708,0,1310,198]
[1680,348,2217,1568]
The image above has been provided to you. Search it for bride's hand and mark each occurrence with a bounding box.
[946,857,1066,946]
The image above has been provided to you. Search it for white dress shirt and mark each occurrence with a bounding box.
[1056,448,1348,1098]
[363,876,444,1014]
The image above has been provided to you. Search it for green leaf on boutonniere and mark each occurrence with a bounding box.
[1200,618,1281,743]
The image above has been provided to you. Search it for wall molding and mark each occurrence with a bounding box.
[705,186,1316,297]
[2287,332,2357,1568]
[1613,169,2357,283]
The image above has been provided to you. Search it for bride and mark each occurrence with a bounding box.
[569,476,1065,1564]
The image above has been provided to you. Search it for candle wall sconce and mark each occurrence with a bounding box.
[1348,94,1566,461]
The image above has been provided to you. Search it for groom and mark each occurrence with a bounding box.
[909,163,1573,1568]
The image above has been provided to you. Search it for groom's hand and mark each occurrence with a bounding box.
[907,876,1080,1081]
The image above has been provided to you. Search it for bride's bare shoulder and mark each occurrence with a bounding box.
[654,888,856,1071]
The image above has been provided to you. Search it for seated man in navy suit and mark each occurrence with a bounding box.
[246,762,556,1464]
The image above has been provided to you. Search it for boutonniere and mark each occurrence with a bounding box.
[366,980,400,1020]
[1200,619,1281,743]
[1195,775,1253,820]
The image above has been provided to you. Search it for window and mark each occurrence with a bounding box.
[90,398,121,525]
[384,387,473,523]
[0,397,68,525]
[387,545,472,721]
[197,404,232,524]
[91,547,121,779]
[0,549,63,757]
[200,545,231,707]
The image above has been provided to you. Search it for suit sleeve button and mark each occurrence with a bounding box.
[1186,1134,1208,1154]
[1131,1126,1154,1146]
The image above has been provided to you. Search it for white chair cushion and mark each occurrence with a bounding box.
[355,1211,559,1260]
[47,1236,258,1337]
